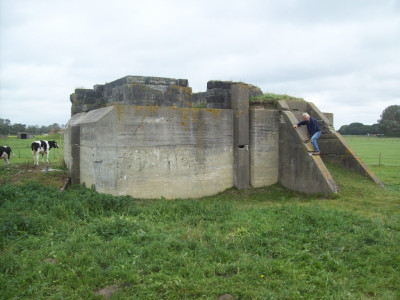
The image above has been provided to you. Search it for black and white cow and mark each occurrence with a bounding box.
[0,146,15,165]
[31,140,59,165]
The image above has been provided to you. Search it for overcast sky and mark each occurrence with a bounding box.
[1,0,399,129]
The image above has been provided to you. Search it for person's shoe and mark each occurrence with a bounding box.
[312,151,321,155]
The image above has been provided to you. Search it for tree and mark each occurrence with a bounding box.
[10,123,26,135]
[348,122,370,135]
[370,123,383,135]
[27,125,40,135]
[40,125,49,133]
[50,123,61,132]
[0,118,11,135]
[0,119,65,135]
[338,122,377,135]
[338,124,349,135]
[378,105,400,136]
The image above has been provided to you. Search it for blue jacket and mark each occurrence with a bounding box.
[297,117,321,136]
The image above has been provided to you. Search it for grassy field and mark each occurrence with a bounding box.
[344,135,400,192]
[0,135,399,299]
[344,135,400,167]
[0,133,64,165]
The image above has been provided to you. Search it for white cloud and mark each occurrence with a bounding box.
[1,0,399,129]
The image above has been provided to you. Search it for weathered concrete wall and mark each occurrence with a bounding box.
[249,106,279,187]
[64,110,113,184]
[231,84,250,189]
[70,76,193,115]
[65,75,385,199]
[70,89,104,116]
[66,105,233,199]
[78,107,118,190]
[102,76,189,103]
[70,76,263,116]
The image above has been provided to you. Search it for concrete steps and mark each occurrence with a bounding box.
[277,103,338,194]
[278,99,385,191]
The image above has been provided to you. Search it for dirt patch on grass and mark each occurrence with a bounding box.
[43,258,58,264]
[0,163,69,190]
[94,285,120,299]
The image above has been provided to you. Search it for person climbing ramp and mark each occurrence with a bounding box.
[293,113,321,155]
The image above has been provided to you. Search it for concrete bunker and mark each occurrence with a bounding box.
[64,75,384,199]
[17,132,33,139]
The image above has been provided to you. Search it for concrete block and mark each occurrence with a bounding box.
[292,111,305,122]
[93,84,104,93]
[116,106,234,198]
[234,146,250,189]
[144,76,179,86]
[178,79,188,87]
[206,88,231,109]
[233,108,249,146]
[70,76,194,116]
[319,133,337,140]
[249,108,279,187]
[276,100,290,111]
[191,92,207,107]
[231,84,250,110]
[70,125,80,184]
[73,105,234,199]
[207,81,233,90]
[323,112,334,126]
[286,100,309,112]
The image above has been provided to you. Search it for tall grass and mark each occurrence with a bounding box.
[1,163,399,299]
[250,92,305,103]
[0,134,399,299]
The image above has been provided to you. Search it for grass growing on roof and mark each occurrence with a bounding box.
[250,92,306,104]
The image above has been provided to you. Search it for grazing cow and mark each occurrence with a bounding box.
[31,140,59,165]
[0,146,15,165]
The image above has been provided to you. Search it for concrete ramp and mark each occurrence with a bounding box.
[278,105,338,194]
[307,102,385,189]
[278,99,384,190]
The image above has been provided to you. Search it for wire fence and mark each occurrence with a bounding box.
[11,147,62,159]
[3,147,64,165]
[358,152,400,167]
[344,136,400,167]
[0,135,64,165]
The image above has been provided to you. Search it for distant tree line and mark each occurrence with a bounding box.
[338,122,383,135]
[338,105,400,137]
[0,118,65,136]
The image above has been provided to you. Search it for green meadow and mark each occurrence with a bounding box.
[344,135,399,166]
[0,134,64,165]
[344,135,400,192]
[0,135,399,299]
